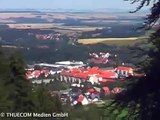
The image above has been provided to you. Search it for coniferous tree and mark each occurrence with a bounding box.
[0,52,63,114]
[0,51,10,112]
[34,83,63,113]
[5,54,35,112]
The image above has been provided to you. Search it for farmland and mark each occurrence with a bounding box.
[0,11,147,46]
[78,37,142,45]
[0,11,146,38]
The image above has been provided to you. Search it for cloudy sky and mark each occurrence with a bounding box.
[0,0,149,10]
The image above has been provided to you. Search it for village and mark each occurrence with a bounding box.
[25,52,144,106]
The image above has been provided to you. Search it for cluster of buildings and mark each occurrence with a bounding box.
[57,65,134,106]
[25,60,143,105]
[26,69,50,79]
[35,33,61,41]
[26,60,135,85]
[68,33,79,43]
[59,85,123,106]
[89,52,111,64]
[59,66,134,85]
[25,61,86,80]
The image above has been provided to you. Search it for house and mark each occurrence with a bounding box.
[31,70,41,78]
[77,95,89,105]
[101,87,110,95]
[111,87,123,94]
[87,88,98,94]
[31,79,54,84]
[26,69,50,79]
[116,66,134,77]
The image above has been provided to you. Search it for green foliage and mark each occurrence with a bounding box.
[0,52,10,112]
[46,79,70,91]
[105,1,160,120]
[100,101,140,120]
[102,80,132,90]
[0,51,63,114]
[33,83,63,113]
[66,104,103,120]
[4,54,35,112]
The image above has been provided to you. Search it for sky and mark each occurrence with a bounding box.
[0,0,149,10]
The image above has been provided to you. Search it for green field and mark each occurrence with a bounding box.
[78,37,143,46]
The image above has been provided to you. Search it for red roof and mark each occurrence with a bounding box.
[60,67,118,80]
[98,71,116,79]
[88,67,99,74]
[79,68,86,72]
[78,95,84,102]
[102,87,110,95]
[117,66,133,71]
[87,88,96,93]
[112,87,122,94]
[99,79,107,83]
[100,79,115,83]
[41,70,49,75]
[71,68,81,74]
[102,87,110,92]
[33,70,41,77]
[74,73,89,79]
[61,71,73,76]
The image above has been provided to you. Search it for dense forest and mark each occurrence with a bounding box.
[0,28,149,64]
[0,52,63,118]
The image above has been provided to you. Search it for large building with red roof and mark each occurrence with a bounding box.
[60,67,118,85]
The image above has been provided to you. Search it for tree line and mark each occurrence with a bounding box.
[0,51,63,117]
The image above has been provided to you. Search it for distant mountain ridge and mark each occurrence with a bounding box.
[0,8,148,13]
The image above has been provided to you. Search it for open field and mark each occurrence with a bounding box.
[7,23,57,29]
[78,37,143,46]
[0,11,145,24]
[7,23,103,33]
[53,26,104,34]
[0,13,35,19]
[61,26,103,31]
